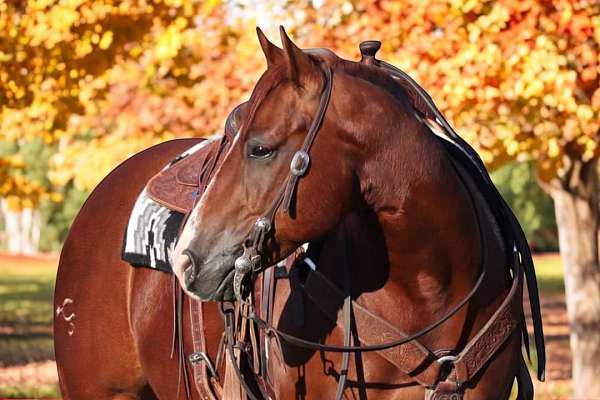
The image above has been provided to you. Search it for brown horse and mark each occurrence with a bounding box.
[51,129,397,399]
[171,28,544,399]
[52,137,447,400]
[54,29,544,399]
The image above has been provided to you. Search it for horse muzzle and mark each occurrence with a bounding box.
[179,247,242,301]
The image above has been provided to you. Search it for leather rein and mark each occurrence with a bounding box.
[218,57,524,399]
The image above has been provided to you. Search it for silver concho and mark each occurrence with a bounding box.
[290,150,310,177]
[234,255,253,275]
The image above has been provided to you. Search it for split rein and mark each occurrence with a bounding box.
[241,265,487,354]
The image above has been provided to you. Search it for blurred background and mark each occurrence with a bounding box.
[0,0,598,398]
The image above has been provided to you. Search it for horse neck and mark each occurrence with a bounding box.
[346,84,485,335]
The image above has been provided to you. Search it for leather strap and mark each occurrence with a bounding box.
[297,252,523,389]
[282,65,333,214]
[259,266,275,383]
[336,293,351,400]
[300,268,439,387]
[250,253,486,355]
[189,299,219,400]
[453,258,523,384]
[335,225,352,400]
[222,304,261,400]
[425,380,463,400]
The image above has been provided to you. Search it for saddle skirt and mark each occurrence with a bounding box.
[146,136,227,214]
[147,100,241,215]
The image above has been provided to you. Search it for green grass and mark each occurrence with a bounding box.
[0,385,60,399]
[532,253,564,294]
[0,255,57,366]
[0,255,59,399]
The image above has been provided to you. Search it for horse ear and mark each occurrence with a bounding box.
[256,27,283,67]
[279,26,318,85]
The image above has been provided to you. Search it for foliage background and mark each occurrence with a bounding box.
[2,0,584,253]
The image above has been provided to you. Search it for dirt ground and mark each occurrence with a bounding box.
[0,361,58,389]
[531,292,573,399]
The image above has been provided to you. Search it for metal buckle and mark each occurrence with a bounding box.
[188,351,218,377]
[436,354,459,365]
[290,150,310,177]
[255,217,271,232]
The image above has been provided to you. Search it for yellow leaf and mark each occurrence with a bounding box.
[99,31,113,50]
[155,26,182,61]
[547,139,560,158]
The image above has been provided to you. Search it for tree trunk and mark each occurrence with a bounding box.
[0,199,41,255]
[549,158,600,398]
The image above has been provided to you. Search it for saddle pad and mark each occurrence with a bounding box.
[121,140,217,272]
[122,189,183,272]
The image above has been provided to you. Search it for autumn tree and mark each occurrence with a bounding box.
[50,20,268,190]
[0,0,247,249]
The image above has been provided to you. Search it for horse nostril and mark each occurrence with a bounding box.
[182,249,201,287]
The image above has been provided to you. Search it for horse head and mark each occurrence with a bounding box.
[172,25,482,306]
[172,28,365,301]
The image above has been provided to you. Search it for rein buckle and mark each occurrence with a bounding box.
[188,351,218,378]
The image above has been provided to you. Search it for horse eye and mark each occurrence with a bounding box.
[248,144,273,159]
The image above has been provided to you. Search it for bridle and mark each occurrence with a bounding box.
[217,54,515,400]
[231,62,333,300]
[221,59,338,400]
